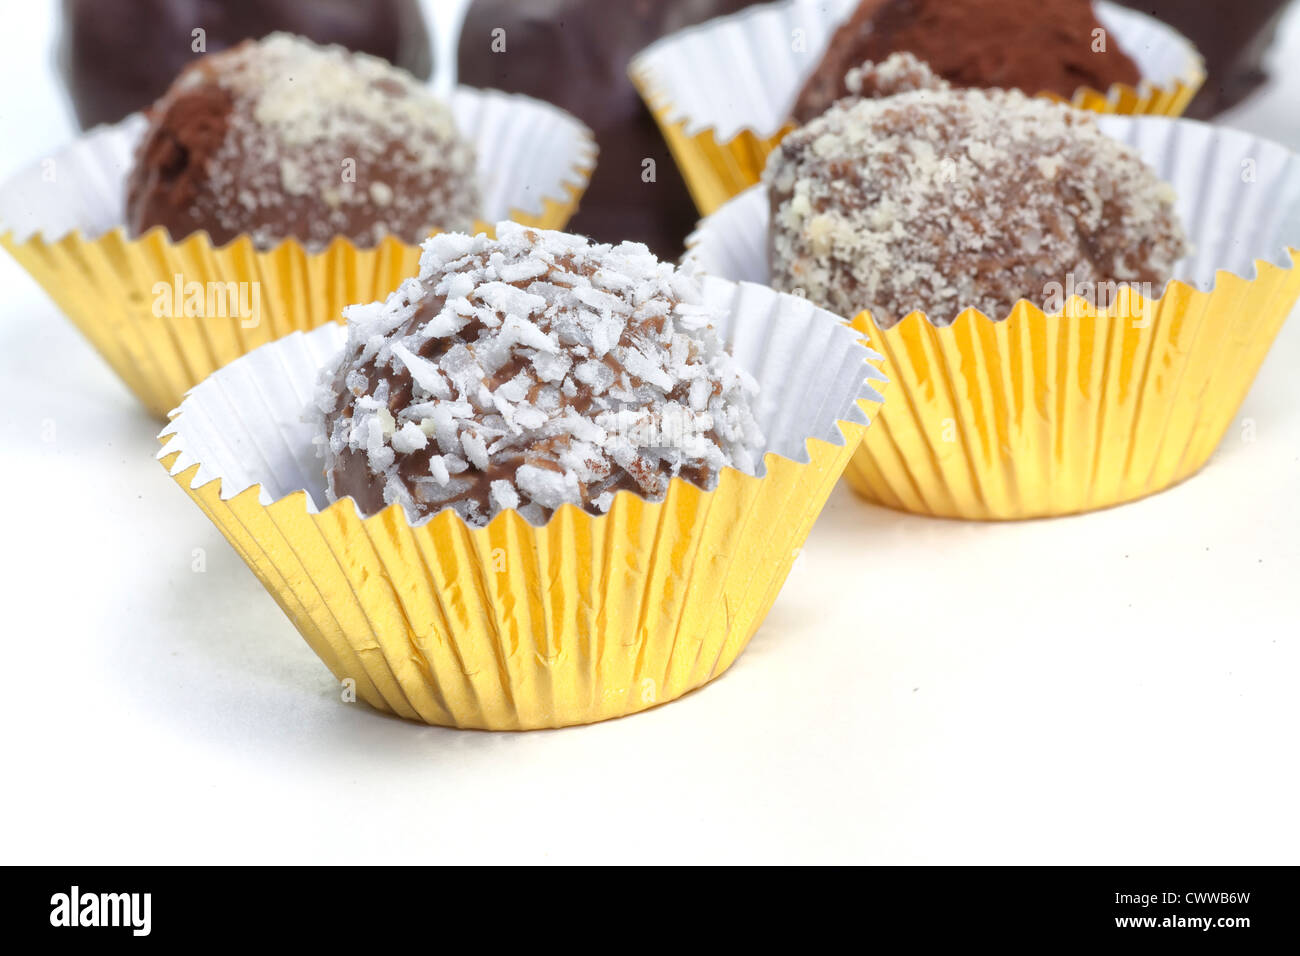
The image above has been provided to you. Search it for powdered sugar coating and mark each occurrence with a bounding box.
[765,83,1188,327]
[129,32,480,250]
[316,222,763,526]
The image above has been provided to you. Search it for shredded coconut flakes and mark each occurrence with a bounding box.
[317,223,764,526]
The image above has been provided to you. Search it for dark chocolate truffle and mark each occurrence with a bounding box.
[791,0,1143,124]
[456,0,764,259]
[1114,0,1291,118]
[317,222,763,526]
[765,72,1188,327]
[125,33,480,251]
[59,0,434,130]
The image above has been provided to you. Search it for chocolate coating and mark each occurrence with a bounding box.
[59,0,433,130]
[791,0,1142,124]
[456,0,763,259]
[1114,0,1293,118]
[125,34,479,250]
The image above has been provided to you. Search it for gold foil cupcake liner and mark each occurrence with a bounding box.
[0,88,597,419]
[685,116,1300,519]
[630,0,1204,216]
[157,278,887,729]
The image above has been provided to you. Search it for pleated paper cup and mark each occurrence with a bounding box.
[0,88,597,419]
[630,0,1204,217]
[686,116,1300,520]
[156,276,886,730]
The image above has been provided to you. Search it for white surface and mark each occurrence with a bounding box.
[0,2,1298,865]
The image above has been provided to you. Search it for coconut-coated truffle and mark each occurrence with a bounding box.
[316,222,763,526]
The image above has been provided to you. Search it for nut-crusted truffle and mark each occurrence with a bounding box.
[317,222,763,526]
[126,32,480,250]
[765,83,1188,327]
[791,0,1142,124]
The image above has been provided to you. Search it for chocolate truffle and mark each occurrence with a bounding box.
[456,0,763,259]
[317,222,763,526]
[1114,0,1292,118]
[59,0,434,130]
[791,0,1142,124]
[125,33,480,251]
[765,73,1188,327]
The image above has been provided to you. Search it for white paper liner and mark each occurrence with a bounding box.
[630,0,1203,142]
[159,276,887,524]
[0,87,597,244]
[685,116,1300,301]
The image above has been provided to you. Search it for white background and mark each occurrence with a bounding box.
[0,1,1297,864]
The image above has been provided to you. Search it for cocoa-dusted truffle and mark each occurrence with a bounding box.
[317,222,763,526]
[126,33,480,251]
[765,73,1188,327]
[791,0,1142,124]
[59,0,434,130]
